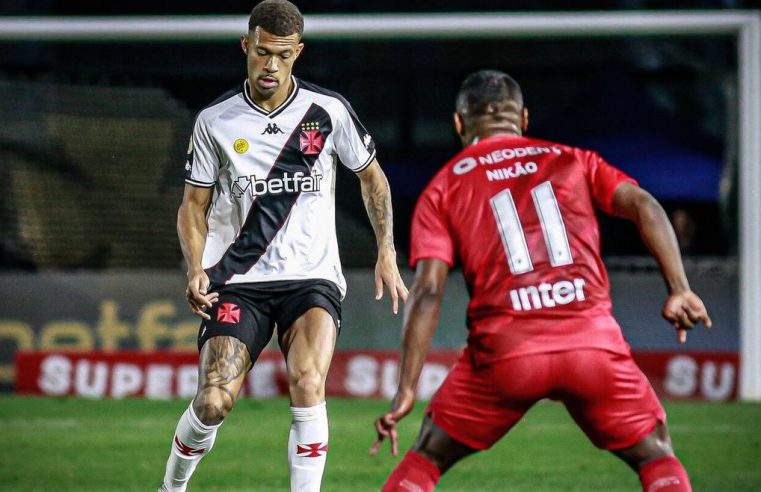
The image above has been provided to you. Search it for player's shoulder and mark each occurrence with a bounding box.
[195,83,246,125]
[499,134,592,156]
[523,136,598,160]
[296,78,354,114]
[420,161,452,200]
[467,135,597,165]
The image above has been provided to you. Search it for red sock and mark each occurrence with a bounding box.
[382,450,441,492]
[639,456,692,492]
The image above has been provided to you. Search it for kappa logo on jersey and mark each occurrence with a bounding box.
[174,436,206,456]
[216,302,241,324]
[363,133,372,150]
[231,171,323,198]
[510,278,587,311]
[296,442,329,458]
[299,121,324,155]
[261,123,284,135]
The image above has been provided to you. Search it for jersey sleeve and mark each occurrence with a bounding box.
[409,175,455,269]
[333,101,377,173]
[586,151,638,214]
[184,115,219,188]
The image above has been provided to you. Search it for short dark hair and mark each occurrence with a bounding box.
[248,0,304,38]
[455,70,523,122]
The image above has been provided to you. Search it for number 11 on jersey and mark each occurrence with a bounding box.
[490,181,573,275]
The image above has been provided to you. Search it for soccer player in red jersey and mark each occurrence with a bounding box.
[370,70,712,492]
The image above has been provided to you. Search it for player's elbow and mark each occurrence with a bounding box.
[615,185,663,226]
[632,190,667,227]
[410,280,445,305]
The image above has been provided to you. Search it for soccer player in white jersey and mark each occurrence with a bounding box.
[158,1,408,490]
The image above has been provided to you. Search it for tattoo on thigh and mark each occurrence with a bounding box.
[199,337,251,391]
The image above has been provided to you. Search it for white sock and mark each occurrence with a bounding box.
[288,402,329,492]
[160,403,221,492]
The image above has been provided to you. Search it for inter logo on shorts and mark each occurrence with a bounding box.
[217,302,241,324]
[296,442,329,457]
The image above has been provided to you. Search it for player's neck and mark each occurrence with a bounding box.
[250,77,295,112]
[468,129,522,145]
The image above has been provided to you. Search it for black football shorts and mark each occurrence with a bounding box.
[196,279,342,363]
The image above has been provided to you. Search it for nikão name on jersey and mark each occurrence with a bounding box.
[231,171,323,198]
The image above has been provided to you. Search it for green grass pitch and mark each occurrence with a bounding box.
[1,396,760,491]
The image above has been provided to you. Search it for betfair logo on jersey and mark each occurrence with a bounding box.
[233,138,249,154]
[509,278,586,312]
[231,171,323,198]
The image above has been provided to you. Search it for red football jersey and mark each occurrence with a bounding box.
[411,135,638,365]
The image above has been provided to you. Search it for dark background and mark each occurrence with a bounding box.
[1,0,752,270]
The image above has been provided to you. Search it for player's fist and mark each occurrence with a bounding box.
[661,290,712,343]
[186,269,219,320]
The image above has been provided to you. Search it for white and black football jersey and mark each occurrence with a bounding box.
[184,77,376,297]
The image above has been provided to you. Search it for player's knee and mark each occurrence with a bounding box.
[410,416,474,474]
[288,368,325,401]
[615,423,675,470]
[641,423,674,458]
[193,388,234,426]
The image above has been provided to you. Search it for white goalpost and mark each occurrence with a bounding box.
[1,10,759,400]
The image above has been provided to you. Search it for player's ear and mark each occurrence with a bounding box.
[453,112,465,137]
[294,42,304,59]
[241,35,249,55]
[521,107,529,133]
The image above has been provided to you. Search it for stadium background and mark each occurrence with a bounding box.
[0,0,749,397]
[1,1,760,491]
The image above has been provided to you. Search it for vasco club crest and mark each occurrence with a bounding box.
[299,121,323,156]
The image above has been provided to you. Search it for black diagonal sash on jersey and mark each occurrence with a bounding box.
[207,103,333,287]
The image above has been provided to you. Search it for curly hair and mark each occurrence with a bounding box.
[248,0,304,38]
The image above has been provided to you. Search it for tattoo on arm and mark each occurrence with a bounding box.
[362,175,394,250]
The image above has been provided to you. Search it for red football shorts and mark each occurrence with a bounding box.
[427,348,666,451]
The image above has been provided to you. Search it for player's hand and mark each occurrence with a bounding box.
[370,387,415,457]
[662,290,712,343]
[375,247,409,314]
[186,269,219,320]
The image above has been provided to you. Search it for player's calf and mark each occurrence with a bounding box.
[638,456,691,492]
[382,451,441,492]
[288,402,330,492]
[613,423,691,492]
[159,402,221,492]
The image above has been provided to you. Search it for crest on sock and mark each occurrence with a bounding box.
[296,442,329,457]
[174,436,206,457]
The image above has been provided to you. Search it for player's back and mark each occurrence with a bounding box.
[411,134,637,364]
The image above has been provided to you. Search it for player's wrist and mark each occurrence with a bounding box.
[665,277,690,295]
[186,265,205,278]
[377,243,397,258]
